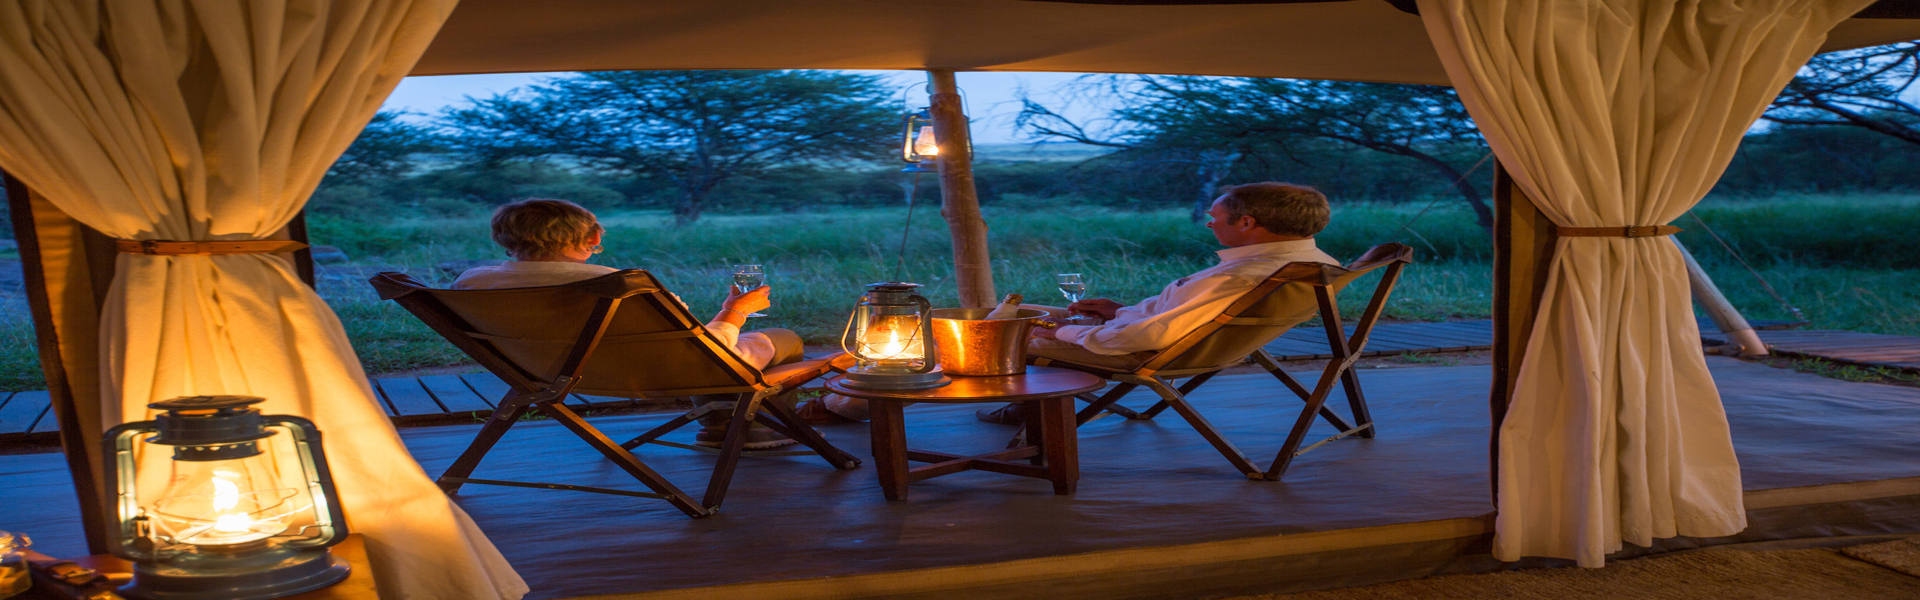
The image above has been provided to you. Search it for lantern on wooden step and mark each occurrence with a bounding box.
[103,395,349,600]
[840,282,948,390]
[900,109,940,173]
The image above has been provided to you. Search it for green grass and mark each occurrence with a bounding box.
[0,192,1914,390]
[0,310,42,391]
[300,194,1917,378]
[309,202,1497,373]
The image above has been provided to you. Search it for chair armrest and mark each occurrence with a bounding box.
[761,352,852,390]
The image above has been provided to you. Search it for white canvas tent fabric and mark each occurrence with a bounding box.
[1418,0,1872,567]
[0,1,526,598]
[410,0,1920,83]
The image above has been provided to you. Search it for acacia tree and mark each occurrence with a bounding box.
[327,111,443,183]
[1020,76,1494,229]
[443,70,897,224]
[1764,42,1920,147]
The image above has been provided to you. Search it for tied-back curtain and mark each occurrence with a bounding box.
[0,2,529,598]
[1417,0,1869,567]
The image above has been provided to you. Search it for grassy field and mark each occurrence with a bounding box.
[0,192,1914,389]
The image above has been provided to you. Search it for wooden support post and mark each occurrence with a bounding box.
[1489,162,1554,506]
[3,170,112,552]
[1675,238,1767,357]
[927,70,995,308]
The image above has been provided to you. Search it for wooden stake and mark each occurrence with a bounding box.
[1676,238,1768,357]
[927,70,995,308]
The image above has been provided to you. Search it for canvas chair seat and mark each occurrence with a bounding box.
[370,269,860,518]
[1035,243,1414,480]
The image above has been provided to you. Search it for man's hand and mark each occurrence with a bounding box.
[723,284,771,316]
[1030,319,1061,340]
[1068,298,1122,320]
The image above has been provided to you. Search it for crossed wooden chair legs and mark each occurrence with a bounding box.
[1071,348,1376,481]
[436,383,858,519]
[1067,287,1388,481]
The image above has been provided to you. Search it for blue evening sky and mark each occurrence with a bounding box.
[378,70,1118,145]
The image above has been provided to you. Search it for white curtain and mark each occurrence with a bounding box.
[0,2,527,597]
[1418,0,1870,567]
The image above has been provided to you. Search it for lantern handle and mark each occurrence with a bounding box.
[909,294,937,374]
[838,305,859,356]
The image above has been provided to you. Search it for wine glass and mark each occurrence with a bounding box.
[731,264,768,318]
[1056,273,1091,324]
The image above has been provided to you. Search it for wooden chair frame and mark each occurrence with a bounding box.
[1038,244,1413,481]
[371,270,859,518]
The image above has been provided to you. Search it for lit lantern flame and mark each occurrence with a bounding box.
[913,125,939,158]
[880,330,904,358]
[859,320,922,363]
[211,471,254,533]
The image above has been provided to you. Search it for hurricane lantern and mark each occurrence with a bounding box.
[840,282,949,390]
[900,109,939,173]
[103,395,349,600]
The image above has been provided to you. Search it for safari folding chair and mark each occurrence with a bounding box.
[370,270,860,518]
[1033,243,1413,481]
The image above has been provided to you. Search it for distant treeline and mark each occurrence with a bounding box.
[307,121,1918,221]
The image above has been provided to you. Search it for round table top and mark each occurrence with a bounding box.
[827,365,1105,404]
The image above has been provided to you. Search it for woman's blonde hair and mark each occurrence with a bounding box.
[490,198,603,260]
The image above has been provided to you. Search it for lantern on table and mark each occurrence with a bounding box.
[103,396,349,600]
[900,108,939,173]
[839,282,949,390]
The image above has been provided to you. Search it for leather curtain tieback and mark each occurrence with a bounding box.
[1554,225,1682,238]
[114,239,310,255]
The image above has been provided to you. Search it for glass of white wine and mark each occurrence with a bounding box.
[1056,272,1091,324]
[731,264,768,318]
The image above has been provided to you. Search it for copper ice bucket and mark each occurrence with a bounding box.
[930,307,1048,376]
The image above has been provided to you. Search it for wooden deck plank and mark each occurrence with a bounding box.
[366,379,402,416]
[461,372,513,406]
[376,378,446,417]
[0,391,24,435]
[0,391,49,435]
[1382,328,1482,346]
[18,392,56,433]
[1750,330,1920,372]
[1401,328,1493,344]
[419,375,493,413]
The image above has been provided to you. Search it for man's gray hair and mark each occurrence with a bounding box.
[1217,182,1330,237]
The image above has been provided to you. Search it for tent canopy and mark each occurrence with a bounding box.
[413,0,1920,84]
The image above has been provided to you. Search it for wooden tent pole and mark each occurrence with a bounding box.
[1488,162,1554,504]
[1675,238,1767,356]
[927,70,995,308]
[3,170,111,552]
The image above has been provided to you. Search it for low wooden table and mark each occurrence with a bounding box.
[827,366,1104,500]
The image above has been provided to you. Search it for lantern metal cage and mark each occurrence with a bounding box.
[839,282,949,390]
[103,395,349,600]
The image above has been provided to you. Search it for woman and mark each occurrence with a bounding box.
[453,198,802,448]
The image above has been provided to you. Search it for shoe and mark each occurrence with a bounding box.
[695,424,799,450]
[797,399,861,425]
[974,403,1027,425]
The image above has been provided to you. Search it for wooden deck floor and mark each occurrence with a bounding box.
[9,356,1918,599]
[1703,328,1920,371]
[6,317,1908,445]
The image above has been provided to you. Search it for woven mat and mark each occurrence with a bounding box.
[1841,536,1920,578]
[1249,545,1920,599]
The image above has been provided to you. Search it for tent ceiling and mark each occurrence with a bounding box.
[413,0,1920,84]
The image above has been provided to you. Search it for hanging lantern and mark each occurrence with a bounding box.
[839,282,949,390]
[900,109,939,173]
[103,396,349,600]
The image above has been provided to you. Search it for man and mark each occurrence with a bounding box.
[798,181,1340,425]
